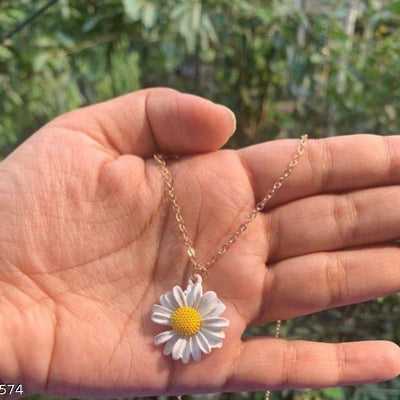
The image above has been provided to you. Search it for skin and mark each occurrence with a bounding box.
[0,87,399,398]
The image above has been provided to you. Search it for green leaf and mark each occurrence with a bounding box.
[33,53,50,72]
[192,1,202,32]
[0,45,13,60]
[123,0,141,21]
[202,14,218,44]
[179,12,196,53]
[82,14,103,33]
[59,0,71,19]
[142,4,157,29]
[55,31,75,47]
[170,3,186,19]
[258,7,271,23]
[321,387,343,399]
[200,48,216,62]
[389,1,400,14]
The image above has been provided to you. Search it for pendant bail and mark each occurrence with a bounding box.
[191,263,208,281]
[187,247,208,281]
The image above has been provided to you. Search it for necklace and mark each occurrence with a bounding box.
[152,134,308,397]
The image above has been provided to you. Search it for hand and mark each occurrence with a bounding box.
[0,88,398,398]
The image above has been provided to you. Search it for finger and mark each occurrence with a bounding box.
[256,245,400,323]
[222,339,400,392]
[238,134,400,209]
[46,87,236,158]
[265,185,400,263]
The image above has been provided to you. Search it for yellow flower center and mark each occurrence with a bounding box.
[171,306,202,336]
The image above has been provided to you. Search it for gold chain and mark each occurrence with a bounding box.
[154,134,308,400]
[264,319,282,400]
[154,134,308,278]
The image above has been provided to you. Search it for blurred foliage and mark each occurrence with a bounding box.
[0,0,399,399]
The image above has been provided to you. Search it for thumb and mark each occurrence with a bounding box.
[48,87,237,158]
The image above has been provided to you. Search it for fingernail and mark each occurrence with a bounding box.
[218,104,236,136]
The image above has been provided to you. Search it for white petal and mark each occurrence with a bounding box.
[186,280,203,308]
[201,328,225,348]
[172,337,187,360]
[183,279,194,296]
[202,301,226,319]
[201,323,225,332]
[154,330,175,346]
[197,291,218,315]
[152,304,173,317]
[201,327,225,340]
[151,313,171,325]
[172,285,187,307]
[195,330,211,354]
[201,317,229,329]
[182,339,191,363]
[163,334,179,355]
[190,335,201,361]
[159,292,179,311]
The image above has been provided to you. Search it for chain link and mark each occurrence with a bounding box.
[264,319,282,400]
[154,134,308,400]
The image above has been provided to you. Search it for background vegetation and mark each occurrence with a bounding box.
[0,0,399,399]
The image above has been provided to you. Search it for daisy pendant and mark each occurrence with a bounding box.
[151,274,229,363]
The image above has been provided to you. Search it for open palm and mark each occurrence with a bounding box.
[0,88,399,398]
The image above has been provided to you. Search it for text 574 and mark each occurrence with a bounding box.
[0,384,23,395]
